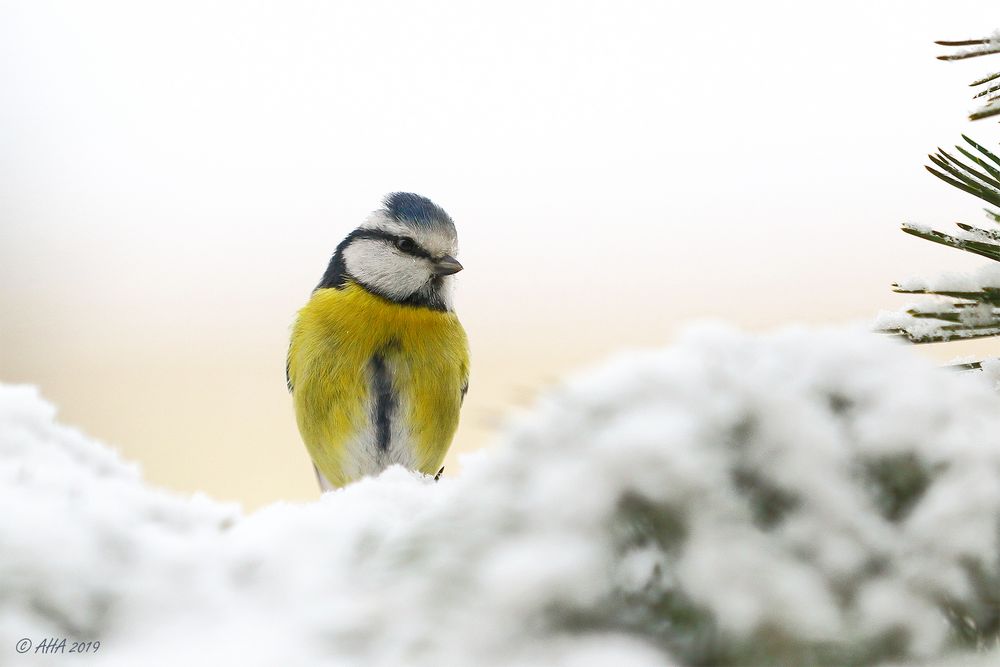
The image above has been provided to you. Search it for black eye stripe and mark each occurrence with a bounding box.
[392,235,430,258]
[344,229,433,258]
[404,244,432,259]
[318,225,453,309]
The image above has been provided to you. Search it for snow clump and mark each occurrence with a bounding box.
[2,325,1000,666]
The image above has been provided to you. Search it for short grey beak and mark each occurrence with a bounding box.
[432,255,464,276]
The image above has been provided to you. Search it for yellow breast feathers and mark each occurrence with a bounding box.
[287,281,469,488]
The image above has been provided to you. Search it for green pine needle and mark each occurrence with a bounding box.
[969,106,1000,121]
[962,135,1000,169]
[925,166,1000,207]
[971,72,1000,86]
[973,83,1000,99]
[900,224,1000,262]
[956,222,1000,241]
[891,285,1000,303]
[954,146,1000,183]
[882,325,1000,344]
[930,149,1000,192]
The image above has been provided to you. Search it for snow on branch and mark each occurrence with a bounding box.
[937,32,1000,121]
[936,32,1000,61]
[3,327,1000,666]
[881,135,1000,344]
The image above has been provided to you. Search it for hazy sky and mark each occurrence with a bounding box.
[2,0,999,508]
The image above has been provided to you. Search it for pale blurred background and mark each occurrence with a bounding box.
[2,0,999,509]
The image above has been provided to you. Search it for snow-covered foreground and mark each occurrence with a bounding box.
[3,327,1000,666]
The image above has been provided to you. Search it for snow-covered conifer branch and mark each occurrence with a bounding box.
[882,35,1000,349]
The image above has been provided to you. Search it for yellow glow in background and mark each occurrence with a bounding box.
[2,1,999,508]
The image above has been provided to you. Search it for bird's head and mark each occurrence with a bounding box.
[319,193,462,311]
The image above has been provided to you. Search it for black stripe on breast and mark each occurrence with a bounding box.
[370,353,396,452]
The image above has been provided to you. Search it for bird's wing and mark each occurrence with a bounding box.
[313,463,336,492]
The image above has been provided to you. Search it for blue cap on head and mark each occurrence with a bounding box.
[383,192,455,231]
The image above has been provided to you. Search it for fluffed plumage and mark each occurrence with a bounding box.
[287,194,469,490]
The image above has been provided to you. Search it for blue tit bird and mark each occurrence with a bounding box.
[287,193,470,491]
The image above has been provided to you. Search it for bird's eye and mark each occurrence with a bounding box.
[395,237,416,253]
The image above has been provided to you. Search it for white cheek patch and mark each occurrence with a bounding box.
[342,239,431,300]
